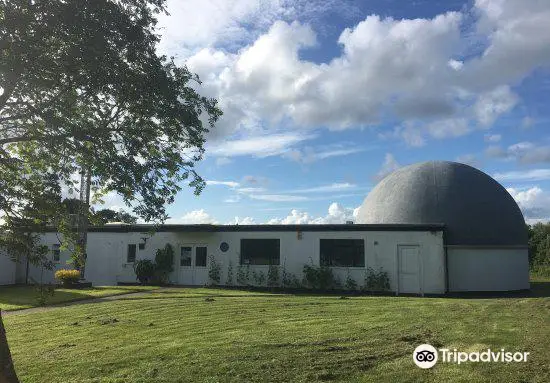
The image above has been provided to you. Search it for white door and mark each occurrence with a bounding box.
[178,245,209,285]
[398,245,422,294]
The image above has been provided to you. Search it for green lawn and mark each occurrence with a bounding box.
[3,281,550,382]
[0,285,157,311]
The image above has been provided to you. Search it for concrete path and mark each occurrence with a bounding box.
[1,288,164,316]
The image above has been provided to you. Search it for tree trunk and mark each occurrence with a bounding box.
[0,311,19,383]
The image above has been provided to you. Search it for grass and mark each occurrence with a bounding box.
[3,281,550,383]
[0,285,157,311]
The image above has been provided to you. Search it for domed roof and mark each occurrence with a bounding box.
[357,161,527,246]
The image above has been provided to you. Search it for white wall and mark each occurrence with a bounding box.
[31,229,445,293]
[448,247,530,291]
[0,253,16,285]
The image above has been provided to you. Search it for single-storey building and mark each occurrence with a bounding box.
[0,161,530,294]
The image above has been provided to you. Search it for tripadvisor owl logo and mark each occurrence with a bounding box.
[413,344,438,369]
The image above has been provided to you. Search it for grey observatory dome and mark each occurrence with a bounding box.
[357,161,527,246]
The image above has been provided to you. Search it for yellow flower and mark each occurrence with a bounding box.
[54,269,80,282]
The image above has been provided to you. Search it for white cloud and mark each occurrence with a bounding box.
[249,194,309,202]
[283,146,365,164]
[374,153,401,181]
[494,169,550,182]
[167,209,218,224]
[228,216,256,225]
[486,142,550,164]
[507,186,550,223]
[206,180,240,188]
[207,132,315,158]
[159,0,550,150]
[484,134,502,143]
[455,154,478,166]
[290,183,356,194]
[269,202,359,224]
[474,86,518,126]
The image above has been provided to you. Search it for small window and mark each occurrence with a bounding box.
[220,242,229,252]
[52,244,61,262]
[180,246,192,266]
[196,247,207,267]
[320,239,364,267]
[240,239,280,265]
[127,244,137,263]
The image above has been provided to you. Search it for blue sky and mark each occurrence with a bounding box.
[106,0,550,225]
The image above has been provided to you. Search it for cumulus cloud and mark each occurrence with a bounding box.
[167,209,218,224]
[166,0,550,151]
[507,186,550,223]
[268,202,360,224]
[228,216,256,225]
[486,142,550,164]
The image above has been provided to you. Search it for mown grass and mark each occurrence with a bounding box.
[0,285,157,311]
[4,283,550,383]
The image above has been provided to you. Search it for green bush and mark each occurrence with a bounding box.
[267,264,280,287]
[364,267,390,292]
[226,260,234,286]
[237,264,250,286]
[134,259,156,285]
[252,270,266,286]
[303,264,337,290]
[344,269,358,290]
[208,255,221,285]
[154,244,174,284]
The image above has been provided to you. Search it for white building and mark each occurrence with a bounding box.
[0,161,530,294]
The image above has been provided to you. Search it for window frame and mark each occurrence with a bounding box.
[240,238,280,266]
[319,238,365,268]
[52,244,61,262]
[127,244,137,264]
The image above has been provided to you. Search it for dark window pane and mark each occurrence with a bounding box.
[180,246,192,266]
[320,239,364,267]
[196,247,207,267]
[240,239,280,265]
[127,244,137,263]
[52,244,61,262]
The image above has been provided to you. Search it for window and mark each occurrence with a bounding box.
[196,246,207,267]
[52,244,61,262]
[127,244,137,263]
[180,246,192,266]
[320,239,364,267]
[240,239,280,265]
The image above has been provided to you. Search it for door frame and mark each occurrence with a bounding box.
[396,244,423,296]
[178,243,209,285]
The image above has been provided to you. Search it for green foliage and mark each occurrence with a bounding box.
[226,260,234,286]
[134,260,156,285]
[237,264,250,286]
[34,283,55,307]
[344,270,358,291]
[364,268,390,292]
[0,0,222,274]
[94,209,138,225]
[527,223,550,267]
[208,256,221,286]
[154,244,174,284]
[302,264,337,290]
[252,270,266,286]
[267,264,280,287]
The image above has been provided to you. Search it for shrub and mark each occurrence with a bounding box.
[237,264,250,286]
[226,260,234,286]
[344,269,358,290]
[267,264,280,287]
[208,255,221,285]
[134,259,156,285]
[252,270,266,286]
[35,283,55,306]
[303,264,337,290]
[154,244,174,284]
[364,267,390,292]
[54,269,80,285]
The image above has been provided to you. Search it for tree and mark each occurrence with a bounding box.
[94,209,138,224]
[0,1,221,381]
